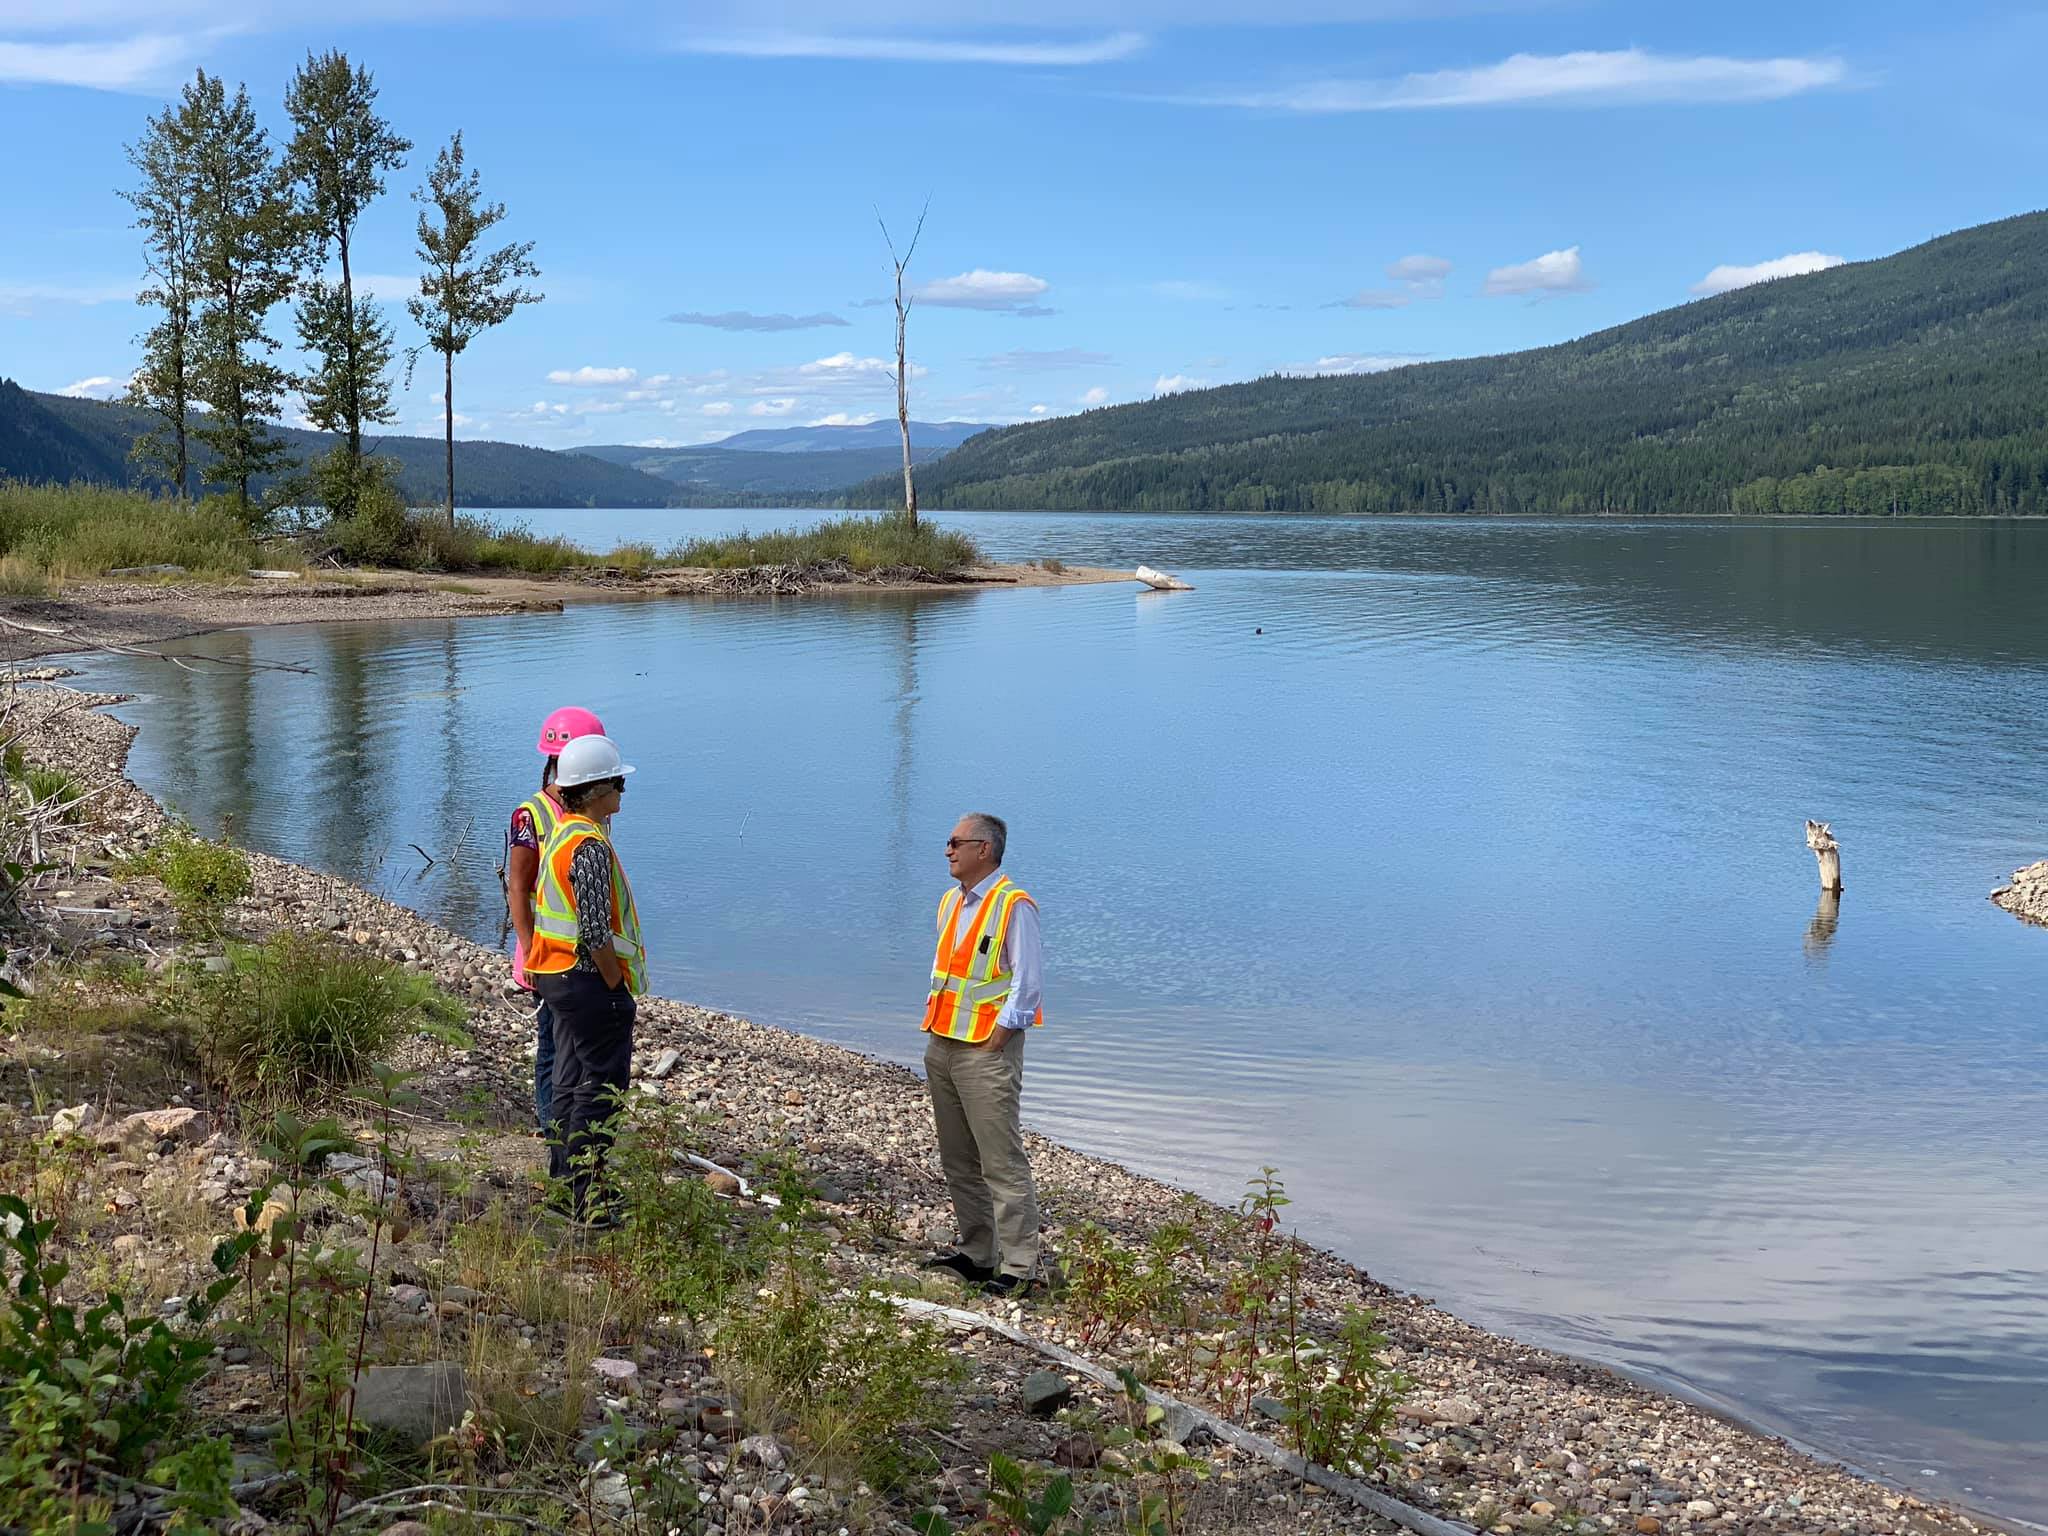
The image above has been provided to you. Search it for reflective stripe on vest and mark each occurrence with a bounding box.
[921,875,1041,1044]
[525,813,647,994]
[507,789,565,868]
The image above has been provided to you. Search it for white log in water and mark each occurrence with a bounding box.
[1805,819,1844,892]
[1135,564,1194,591]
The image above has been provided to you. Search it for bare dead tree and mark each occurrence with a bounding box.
[877,198,930,526]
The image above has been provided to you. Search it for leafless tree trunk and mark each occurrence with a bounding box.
[1805,819,1843,893]
[878,200,929,526]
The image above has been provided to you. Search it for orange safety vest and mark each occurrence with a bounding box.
[524,813,647,994]
[922,875,1041,1044]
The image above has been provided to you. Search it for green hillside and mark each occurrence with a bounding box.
[855,211,2048,517]
[0,382,682,509]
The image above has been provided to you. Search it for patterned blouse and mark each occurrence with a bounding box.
[568,838,615,973]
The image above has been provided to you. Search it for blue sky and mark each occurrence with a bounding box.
[3,1,2045,449]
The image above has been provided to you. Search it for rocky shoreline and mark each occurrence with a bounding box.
[0,678,2010,1536]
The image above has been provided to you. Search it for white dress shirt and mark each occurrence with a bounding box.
[956,868,1043,1035]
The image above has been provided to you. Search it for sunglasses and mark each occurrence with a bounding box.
[945,836,988,851]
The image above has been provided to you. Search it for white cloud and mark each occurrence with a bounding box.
[1336,289,1411,310]
[1287,353,1426,376]
[808,411,880,426]
[798,351,922,378]
[1153,374,1209,396]
[1691,250,1848,296]
[676,30,1145,66]
[0,34,194,90]
[1483,246,1592,297]
[748,398,798,417]
[1332,252,1451,309]
[1079,386,1111,406]
[1028,404,1050,416]
[1182,48,1849,113]
[916,269,1053,313]
[1386,253,1452,285]
[56,374,125,399]
[546,365,637,387]
[701,401,735,416]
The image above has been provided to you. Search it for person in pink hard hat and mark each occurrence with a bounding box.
[507,706,606,1132]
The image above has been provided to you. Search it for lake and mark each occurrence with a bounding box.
[73,512,2048,1524]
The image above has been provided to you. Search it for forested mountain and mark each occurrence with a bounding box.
[853,211,2048,517]
[0,382,682,508]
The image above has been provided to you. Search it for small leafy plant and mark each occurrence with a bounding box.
[129,822,253,932]
[0,1193,258,1527]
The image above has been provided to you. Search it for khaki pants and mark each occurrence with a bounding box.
[924,1030,1040,1278]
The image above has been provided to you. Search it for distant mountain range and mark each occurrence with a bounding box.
[696,420,990,455]
[854,209,2048,517]
[579,421,991,499]
[0,386,994,509]
[0,382,684,508]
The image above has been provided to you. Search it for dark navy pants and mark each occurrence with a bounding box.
[535,970,635,1218]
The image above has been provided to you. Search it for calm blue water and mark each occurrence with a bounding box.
[75,513,2048,1522]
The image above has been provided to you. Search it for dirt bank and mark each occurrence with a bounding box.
[0,560,1135,665]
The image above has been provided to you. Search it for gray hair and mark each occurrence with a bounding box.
[962,811,1007,865]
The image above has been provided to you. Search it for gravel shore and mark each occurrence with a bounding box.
[0,679,2010,1536]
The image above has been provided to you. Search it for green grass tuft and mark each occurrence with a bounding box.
[670,513,980,575]
[203,932,466,1110]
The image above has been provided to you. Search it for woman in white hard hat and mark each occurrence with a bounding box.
[524,733,646,1227]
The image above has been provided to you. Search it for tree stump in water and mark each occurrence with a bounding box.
[1805,819,1843,892]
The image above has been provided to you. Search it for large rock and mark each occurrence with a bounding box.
[1021,1370,1073,1416]
[95,1107,207,1152]
[351,1363,468,1448]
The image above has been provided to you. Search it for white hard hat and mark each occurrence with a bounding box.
[555,733,636,788]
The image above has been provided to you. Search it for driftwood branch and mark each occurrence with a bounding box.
[0,612,312,674]
[885,1296,1476,1536]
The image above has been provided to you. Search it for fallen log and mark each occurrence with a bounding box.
[1135,564,1194,591]
[884,1295,1475,1536]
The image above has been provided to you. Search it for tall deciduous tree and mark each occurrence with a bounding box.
[408,132,540,528]
[121,96,203,499]
[186,70,302,513]
[284,50,409,517]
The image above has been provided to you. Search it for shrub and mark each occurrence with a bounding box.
[0,1193,255,1527]
[129,823,252,932]
[717,1185,958,1489]
[671,513,981,575]
[601,1102,752,1322]
[203,932,465,1109]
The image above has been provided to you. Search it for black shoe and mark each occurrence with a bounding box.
[982,1272,1033,1299]
[921,1250,995,1285]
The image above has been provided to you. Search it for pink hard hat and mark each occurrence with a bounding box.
[537,706,606,757]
